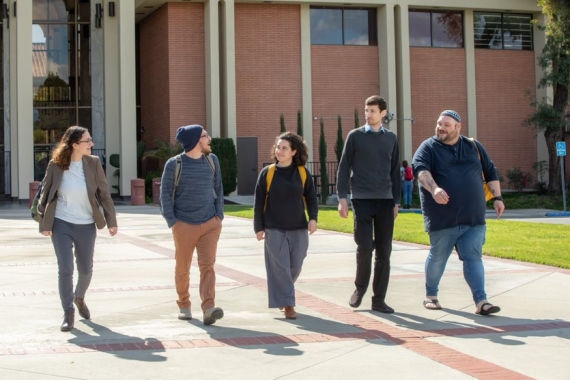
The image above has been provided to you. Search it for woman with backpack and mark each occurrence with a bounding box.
[402,160,415,209]
[253,132,319,320]
[37,126,117,332]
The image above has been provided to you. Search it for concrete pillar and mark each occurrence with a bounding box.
[378,4,398,133]
[205,0,221,137]
[220,0,237,141]
[464,10,478,138]
[300,4,314,162]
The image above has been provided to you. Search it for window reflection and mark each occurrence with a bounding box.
[474,12,533,50]
[32,0,91,180]
[311,7,377,46]
[409,10,463,48]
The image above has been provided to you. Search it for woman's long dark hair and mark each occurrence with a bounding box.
[270,132,309,166]
[51,126,88,170]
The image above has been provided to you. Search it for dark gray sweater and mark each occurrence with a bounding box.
[336,126,401,203]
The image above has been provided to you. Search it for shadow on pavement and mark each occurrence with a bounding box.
[68,320,167,362]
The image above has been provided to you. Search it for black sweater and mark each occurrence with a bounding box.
[253,164,318,233]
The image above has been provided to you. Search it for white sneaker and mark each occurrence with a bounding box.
[178,308,192,320]
[203,307,224,325]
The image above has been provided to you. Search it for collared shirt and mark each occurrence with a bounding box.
[364,124,385,133]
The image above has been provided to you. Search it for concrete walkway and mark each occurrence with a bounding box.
[0,204,569,379]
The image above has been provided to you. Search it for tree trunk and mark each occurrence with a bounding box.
[547,83,568,194]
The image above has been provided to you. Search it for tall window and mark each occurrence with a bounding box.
[32,0,92,180]
[310,7,377,46]
[409,10,464,48]
[474,12,533,50]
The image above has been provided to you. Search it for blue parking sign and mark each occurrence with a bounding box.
[557,142,566,156]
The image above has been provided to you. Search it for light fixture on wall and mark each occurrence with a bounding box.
[109,1,115,17]
[95,2,102,28]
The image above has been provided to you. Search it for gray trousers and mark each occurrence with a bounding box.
[51,218,97,312]
[264,229,308,308]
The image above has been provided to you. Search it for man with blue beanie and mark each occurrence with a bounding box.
[160,124,225,325]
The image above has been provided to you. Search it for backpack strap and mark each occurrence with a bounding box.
[469,138,486,182]
[171,154,183,204]
[205,154,217,199]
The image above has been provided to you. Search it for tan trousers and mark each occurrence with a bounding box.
[172,217,222,312]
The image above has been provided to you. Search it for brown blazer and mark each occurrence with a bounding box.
[38,155,118,232]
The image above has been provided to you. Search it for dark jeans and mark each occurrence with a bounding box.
[352,199,395,304]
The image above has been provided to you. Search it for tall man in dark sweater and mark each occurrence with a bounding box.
[337,95,401,314]
[161,125,225,325]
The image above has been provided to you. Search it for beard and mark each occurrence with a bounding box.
[436,128,459,144]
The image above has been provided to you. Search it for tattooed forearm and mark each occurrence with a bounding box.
[418,170,438,194]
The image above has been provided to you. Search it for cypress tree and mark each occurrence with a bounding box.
[319,118,329,205]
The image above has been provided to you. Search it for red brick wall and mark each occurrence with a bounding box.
[475,50,536,188]
[410,47,468,151]
[167,3,206,137]
[235,4,302,168]
[311,45,380,162]
[139,5,170,148]
[139,3,205,149]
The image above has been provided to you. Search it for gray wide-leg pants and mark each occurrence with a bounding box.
[264,228,308,308]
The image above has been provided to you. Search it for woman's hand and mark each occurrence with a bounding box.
[40,231,52,237]
[256,231,265,241]
[108,227,118,236]
[308,220,318,234]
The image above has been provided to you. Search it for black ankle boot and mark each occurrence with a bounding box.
[60,310,75,332]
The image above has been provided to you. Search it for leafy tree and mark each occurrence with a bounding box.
[280,113,286,133]
[335,115,344,162]
[297,110,303,137]
[524,1,570,193]
[354,108,360,129]
[319,118,329,204]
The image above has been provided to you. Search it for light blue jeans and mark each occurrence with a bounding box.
[425,224,487,305]
[403,180,413,206]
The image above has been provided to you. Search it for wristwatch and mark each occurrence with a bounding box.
[493,196,503,202]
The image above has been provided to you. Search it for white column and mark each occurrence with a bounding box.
[15,0,33,199]
[464,10,477,138]
[394,4,413,161]
[104,0,120,193]
[220,0,236,141]
[300,4,313,162]
[3,15,11,195]
[91,1,105,155]
[378,4,398,134]
[205,0,221,137]
[117,0,137,195]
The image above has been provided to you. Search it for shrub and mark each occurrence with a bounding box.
[144,170,162,199]
[506,167,533,192]
[211,138,237,195]
[319,118,329,204]
[335,115,344,162]
[297,110,303,137]
[280,113,286,133]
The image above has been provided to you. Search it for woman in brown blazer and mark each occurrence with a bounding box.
[38,126,118,332]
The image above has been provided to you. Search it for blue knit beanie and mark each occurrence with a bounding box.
[176,125,203,152]
[440,110,461,123]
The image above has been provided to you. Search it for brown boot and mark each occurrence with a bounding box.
[60,310,75,332]
[74,297,91,319]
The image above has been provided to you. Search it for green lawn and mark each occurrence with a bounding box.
[224,205,570,270]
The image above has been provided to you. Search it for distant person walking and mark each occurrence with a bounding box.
[402,160,414,209]
[38,126,118,332]
[160,125,225,325]
[253,132,318,320]
[412,110,504,315]
[337,95,401,314]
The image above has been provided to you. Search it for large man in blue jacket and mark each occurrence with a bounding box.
[413,110,505,315]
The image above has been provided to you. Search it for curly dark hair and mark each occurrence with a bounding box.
[270,131,309,166]
[51,126,88,170]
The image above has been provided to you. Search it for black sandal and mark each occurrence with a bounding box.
[423,299,442,310]
[476,303,500,315]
